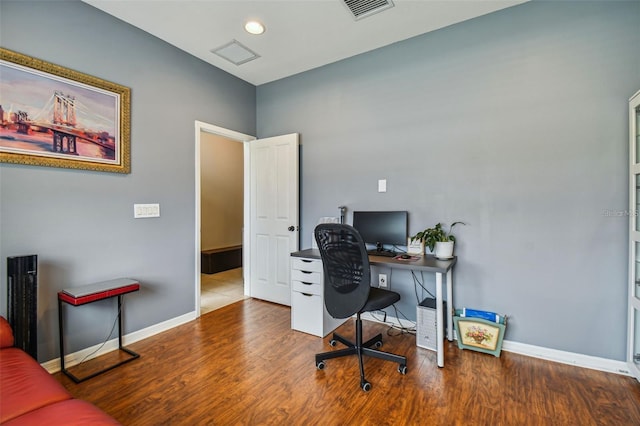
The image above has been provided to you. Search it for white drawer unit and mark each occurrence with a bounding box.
[290,255,348,337]
[291,257,323,273]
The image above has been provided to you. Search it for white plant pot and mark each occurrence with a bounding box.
[434,241,454,259]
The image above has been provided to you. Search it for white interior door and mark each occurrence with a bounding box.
[628,90,640,381]
[249,133,299,305]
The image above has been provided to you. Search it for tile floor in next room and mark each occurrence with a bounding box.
[200,267,247,314]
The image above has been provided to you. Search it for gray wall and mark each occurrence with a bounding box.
[0,0,255,362]
[257,1,640,360]
[2,0,638,364]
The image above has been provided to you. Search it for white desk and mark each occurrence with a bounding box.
[290,249,456,368]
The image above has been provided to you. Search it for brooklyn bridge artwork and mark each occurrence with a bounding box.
[0,48,130,173]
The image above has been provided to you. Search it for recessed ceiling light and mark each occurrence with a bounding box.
[244,20,265,35]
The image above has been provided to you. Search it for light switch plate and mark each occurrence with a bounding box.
[134,203,160,218]
[378,179,387,192]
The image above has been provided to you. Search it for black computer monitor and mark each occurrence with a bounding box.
[352,211,408,251]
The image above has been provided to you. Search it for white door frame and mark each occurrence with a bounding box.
[195,120,255,318]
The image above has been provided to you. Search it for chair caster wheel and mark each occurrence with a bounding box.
[375,341,383,348]
[329,340,337,347]
[398,365,407,375]
[316,361,325,370]
[362,382,372,392]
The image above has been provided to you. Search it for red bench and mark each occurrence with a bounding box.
[58,278,140,383]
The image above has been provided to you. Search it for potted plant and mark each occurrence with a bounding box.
[410,222,465,259]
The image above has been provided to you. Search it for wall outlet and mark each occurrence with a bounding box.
[378,273,387,288]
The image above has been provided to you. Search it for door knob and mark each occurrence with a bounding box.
[288,226,296,232]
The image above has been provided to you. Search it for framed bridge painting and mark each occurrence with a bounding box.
[0,48,131,173]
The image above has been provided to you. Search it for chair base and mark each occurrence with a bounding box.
[315,314,407,391]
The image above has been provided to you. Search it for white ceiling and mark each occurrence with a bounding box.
[83,0,527,86]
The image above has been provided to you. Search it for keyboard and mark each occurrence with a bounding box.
[367,250,396,257]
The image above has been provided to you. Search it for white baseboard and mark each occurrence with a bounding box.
[43,309,631,378]
[42,310,197,374]
[502,340,631,376]
[361,312,631,377]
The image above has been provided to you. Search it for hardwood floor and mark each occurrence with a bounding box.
[55,298,640,425]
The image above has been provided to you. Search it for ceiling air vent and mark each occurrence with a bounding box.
[342,0,395,21]
[210,40,260,66]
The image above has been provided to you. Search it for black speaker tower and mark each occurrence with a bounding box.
[7,255,38,359]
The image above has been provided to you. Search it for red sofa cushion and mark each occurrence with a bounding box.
[0,316,14,348]
[2,399,121,426]
[0,348,72,423]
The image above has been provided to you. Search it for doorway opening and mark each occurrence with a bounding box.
[195,121,255,317]
[200,132,244,314]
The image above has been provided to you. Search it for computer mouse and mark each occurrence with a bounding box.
[400,254,411,259]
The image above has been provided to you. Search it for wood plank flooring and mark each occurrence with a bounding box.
[55,298,640,425]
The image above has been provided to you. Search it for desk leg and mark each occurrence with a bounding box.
[446,268,453,342]
[436,272,444,368]
[58,298,65,372]
[117,295,123,349]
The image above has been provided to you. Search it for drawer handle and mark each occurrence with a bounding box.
[302,293,313,297]
[301,271,312,274]
[301,259,312,263]
[301,281,312,285]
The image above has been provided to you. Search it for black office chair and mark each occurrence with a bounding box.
[314,223,407,392]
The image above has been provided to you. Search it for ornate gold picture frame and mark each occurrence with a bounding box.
[0,48,131,173]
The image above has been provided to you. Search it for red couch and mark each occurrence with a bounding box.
[0,316,121,425]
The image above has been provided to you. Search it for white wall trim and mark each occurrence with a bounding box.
[42,311,196,374]
[194,120,255,319]
[43,309,632,378]
[502,340,631,377]
[361,312,631,377]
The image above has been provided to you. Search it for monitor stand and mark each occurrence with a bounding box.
[367,242,396,257]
